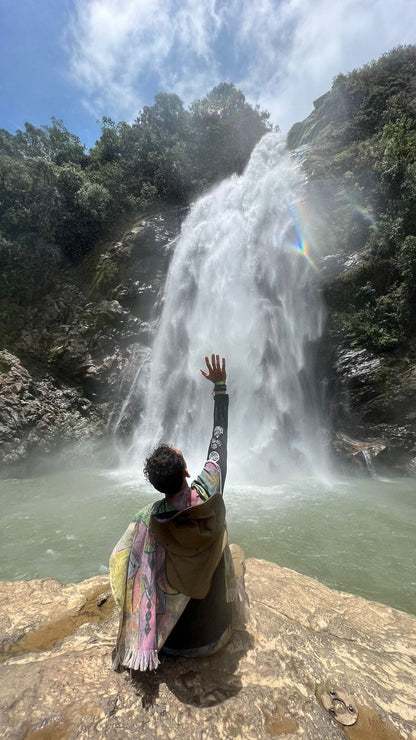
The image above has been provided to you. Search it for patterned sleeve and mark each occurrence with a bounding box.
[192,460,222,501]
[206,389,228,487]
[192,386,229,500]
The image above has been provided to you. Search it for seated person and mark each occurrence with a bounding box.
[110,354,247,671]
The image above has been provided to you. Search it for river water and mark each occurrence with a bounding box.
[1,469,415,615]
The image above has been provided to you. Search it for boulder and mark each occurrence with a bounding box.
[1,560,415,739]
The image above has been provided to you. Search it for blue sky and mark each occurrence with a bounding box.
[0,0,414,150]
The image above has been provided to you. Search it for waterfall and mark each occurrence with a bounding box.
[361,449,377,478]
[127,133,329,483]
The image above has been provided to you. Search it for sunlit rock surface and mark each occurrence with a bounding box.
[1,560,415,739]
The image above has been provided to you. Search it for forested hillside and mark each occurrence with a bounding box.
[1,82,270,315]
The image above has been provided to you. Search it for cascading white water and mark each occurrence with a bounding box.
[128,132,329,482]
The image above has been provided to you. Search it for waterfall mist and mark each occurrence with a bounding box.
[126,133,330,483]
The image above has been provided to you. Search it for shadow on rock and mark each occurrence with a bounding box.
[130,629,253,709]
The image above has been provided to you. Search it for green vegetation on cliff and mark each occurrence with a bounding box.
[0,84,270,301]
[288,45,416,354]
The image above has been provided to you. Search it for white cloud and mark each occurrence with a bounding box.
[66,0,415,128]
[67,0,225,120]
[235,0,415,130]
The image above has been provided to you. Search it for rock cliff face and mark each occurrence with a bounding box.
[0,208,184,474]
[327,323,416,476]
[286,63,416,476]
[0,350,105,472]
[1,560,415,739]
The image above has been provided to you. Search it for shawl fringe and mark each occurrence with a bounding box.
[113,647,160,672]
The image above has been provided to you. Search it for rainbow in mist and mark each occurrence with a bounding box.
[285,200,318,270]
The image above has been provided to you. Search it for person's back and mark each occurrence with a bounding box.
[110,355,247,671]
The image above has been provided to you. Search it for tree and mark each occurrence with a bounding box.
[12,118,86,165]
[190,83,272,181]
[55,165,111,261]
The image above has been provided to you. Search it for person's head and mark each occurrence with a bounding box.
[143,444,188,497]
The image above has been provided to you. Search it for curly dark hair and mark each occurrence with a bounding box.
[143,444,185,496]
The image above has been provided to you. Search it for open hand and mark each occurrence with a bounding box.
[200,354,226,384]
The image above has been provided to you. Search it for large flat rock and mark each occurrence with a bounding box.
[0,560,415,739]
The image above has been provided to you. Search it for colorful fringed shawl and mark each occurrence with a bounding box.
[110,462,241,672]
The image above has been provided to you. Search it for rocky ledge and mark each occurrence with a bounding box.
[1,561,415,740]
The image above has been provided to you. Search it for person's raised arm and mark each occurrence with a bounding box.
[200,354,228,488]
